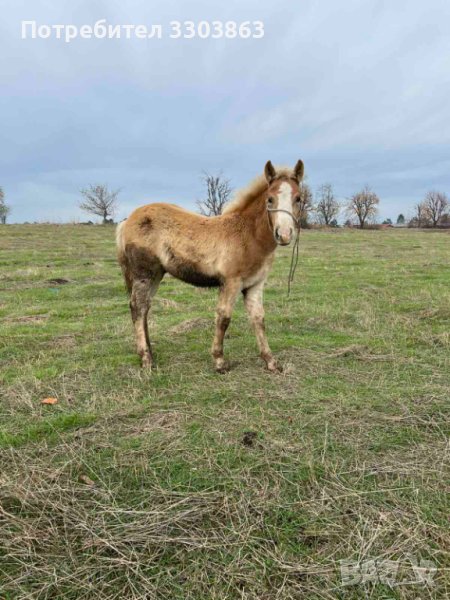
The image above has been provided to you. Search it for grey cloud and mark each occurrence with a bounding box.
[1,0,449,223]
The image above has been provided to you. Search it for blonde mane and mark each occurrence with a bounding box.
[223,166,295,214]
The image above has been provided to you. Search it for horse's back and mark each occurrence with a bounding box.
[127,202,210,230]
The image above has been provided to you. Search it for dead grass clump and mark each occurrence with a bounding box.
[169,317,210,334]
[0,428,449,599]
[0,456,229,599]
[131,410,184,434]
[53,335,77,348]
[417,307,450,321]
[321,344,394,362]
[156,297,182,309]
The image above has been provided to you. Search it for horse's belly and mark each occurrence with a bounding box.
[162,245,222,288]
[169,262,221,288]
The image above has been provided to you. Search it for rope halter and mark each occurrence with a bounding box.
[266,207,301,296]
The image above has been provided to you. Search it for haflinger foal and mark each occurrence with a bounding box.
[117,160,304,373]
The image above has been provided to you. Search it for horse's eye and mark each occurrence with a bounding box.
[295,196,301,204]
[267,197,274,206]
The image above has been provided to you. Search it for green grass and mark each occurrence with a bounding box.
[0,224,449,599]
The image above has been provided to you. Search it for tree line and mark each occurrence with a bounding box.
[0,188,11,224]
[197,174,450,229]
[0,176,449,228]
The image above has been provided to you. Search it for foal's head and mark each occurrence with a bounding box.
[264,160,305,246]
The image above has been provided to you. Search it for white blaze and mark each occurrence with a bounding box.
[275,182,294,236]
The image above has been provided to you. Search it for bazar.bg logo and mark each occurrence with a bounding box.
[340,554,437,588]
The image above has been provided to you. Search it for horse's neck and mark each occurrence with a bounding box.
[241,195,277,254]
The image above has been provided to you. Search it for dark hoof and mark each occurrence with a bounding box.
[215,360,231,374]
[141,356,153,369]
[266,360,283,373]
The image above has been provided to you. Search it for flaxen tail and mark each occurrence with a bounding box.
[116,220,132,294]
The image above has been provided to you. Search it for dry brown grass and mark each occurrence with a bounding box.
[1,225,449,599]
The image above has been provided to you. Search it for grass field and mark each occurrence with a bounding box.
[0,224,449,599]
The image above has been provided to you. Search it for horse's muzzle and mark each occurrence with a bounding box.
[275,227,293,246]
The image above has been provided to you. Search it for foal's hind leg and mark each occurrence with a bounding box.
[130,270,163,368]
[243,281,280,372]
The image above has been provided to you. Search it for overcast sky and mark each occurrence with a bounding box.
[1,0,450,223]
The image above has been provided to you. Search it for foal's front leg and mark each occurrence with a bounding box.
[211,280,240,373]
[243,281,280,372]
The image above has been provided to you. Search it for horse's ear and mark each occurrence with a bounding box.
[264,161,276,184]
[293,160,304,182]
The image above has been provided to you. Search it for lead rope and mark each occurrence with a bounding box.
[287,226,300,296]
[267,207,301,296]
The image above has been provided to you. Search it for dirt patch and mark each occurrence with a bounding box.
[169,317,210,334]
[4,314,49,324]
[47,278,70,285]
[241,431,258,447]
[326,344,367,358]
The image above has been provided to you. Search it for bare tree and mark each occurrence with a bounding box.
[315,183,339,225]
[0,187,11,224]
[346,185,379,229]
[80,184,120,224]
[410,201,428,228]
[298,181,314,227]
[422,191,449,227]
[197,172,232,216]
